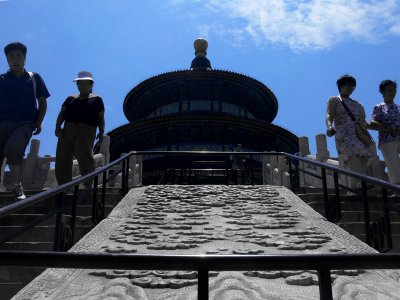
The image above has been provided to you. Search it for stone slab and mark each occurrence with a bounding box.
[12,185,400,299]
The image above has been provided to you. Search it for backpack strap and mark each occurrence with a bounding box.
[28,71,37,100]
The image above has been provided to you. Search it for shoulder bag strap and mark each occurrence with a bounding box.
[28,71,37,100]
[338,95,356,122]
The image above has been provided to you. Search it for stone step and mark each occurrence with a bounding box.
[305,200,391,213]
[339,211,400,222]
[0,242,53,251]
[0,267,44,282]
[0,214,56,226]
[353,234,400,252]
[338,222,400,235]
[0,214,94,227]
[0,201,116,216]
[0,189,123,207]
[0,281,26,300]
[0,224,93,243]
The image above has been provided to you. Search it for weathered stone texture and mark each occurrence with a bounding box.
[12,186,400,299]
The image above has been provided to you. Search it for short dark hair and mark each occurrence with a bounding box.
[336,75,356,92]
[4,42,27,56]
[379,80,397,94]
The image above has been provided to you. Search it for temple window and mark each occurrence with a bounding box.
[190,100,211,111]
[222,102,240,115]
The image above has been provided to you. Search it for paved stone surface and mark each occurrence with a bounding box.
[12,185,400,299]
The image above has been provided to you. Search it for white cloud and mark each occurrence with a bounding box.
[172,0,400,51]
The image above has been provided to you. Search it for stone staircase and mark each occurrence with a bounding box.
[0,188,125,299]
[298,192,400,252]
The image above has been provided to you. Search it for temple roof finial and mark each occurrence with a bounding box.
[191,38,211,70]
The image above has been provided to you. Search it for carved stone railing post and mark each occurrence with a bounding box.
[262,152,271,185]
[112,153,126,188]
[299,136,311,157]
[316,134,330,162]
[268,154,278,185]
[22,139,40,186]
[0,158,6,192]
[129,152,142,187]
[368,142,386,181]
[273,155,289,187]
[43,167,57,189]
[99,135,110,165]
[298,137,311,187]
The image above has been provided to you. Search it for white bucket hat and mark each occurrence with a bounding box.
[73,71,94,82]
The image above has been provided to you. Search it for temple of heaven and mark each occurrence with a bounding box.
[100,39,299,183]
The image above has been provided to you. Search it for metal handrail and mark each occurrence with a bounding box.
[1,150,400,299]
[0,151,132,218]
[1,150,399,252]
[133,150,400,191]
[0,151,133,250]
[2,251,400,300]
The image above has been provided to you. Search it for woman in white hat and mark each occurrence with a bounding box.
[54,71,105,187]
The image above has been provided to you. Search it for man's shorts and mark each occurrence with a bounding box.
[0,121,34,165]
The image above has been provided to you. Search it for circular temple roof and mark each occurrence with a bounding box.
[123,69,279,123]
[102,114,298,161]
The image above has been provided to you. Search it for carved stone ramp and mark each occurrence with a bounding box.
[12,186,400,299]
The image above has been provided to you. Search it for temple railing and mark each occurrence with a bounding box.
[1,150,399,253]
[0,151,139,251]
[1,251,400,300]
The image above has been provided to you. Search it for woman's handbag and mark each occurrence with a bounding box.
[354,121,374,146]
[339,97,374,146]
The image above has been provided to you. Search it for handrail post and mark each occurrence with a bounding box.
[125,156,130,191]
[69,185,79,247]
[333,171,342,221]
[53,192,65,251]
[250,154,254,185]
[382,188,393,250]
[288,157,294,191]
[361,181,371,245]
[318,268,333,300]
[91,175,99,224]
[121,159,127,194]
[198,265,209,300]
[101,171,107,219]
[188,153,192,185]
[321,168,330,221]
[162,154,166,184]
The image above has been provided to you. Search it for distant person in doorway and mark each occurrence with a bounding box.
[232,144,245,170]
[326,75,374,190]
[55,71,105,187]
[0,42,50,200]
[231,144,245,184]
[370,80,400,186]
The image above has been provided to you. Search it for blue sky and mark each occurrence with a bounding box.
[1,0,400,159]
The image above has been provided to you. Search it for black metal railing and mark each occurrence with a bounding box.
[135,150,400,252]
[2,150,400,252]
[0,152,132,251]
[1,251,400,300]
[2,150,400,253]
[140,151,263,185]
[281,151,400,252]
[1,151,400,299]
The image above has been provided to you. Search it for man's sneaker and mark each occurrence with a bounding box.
[13,184,26,201]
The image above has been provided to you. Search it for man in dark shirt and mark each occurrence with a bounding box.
[0,42,50,200]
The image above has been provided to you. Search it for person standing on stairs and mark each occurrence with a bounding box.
[326,75,374,190]
[370,80,400,188]
[54,71,105,188]
[0,42,50,200]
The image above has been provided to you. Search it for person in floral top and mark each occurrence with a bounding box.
[326,75,374,189]
[370,80,400,185]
